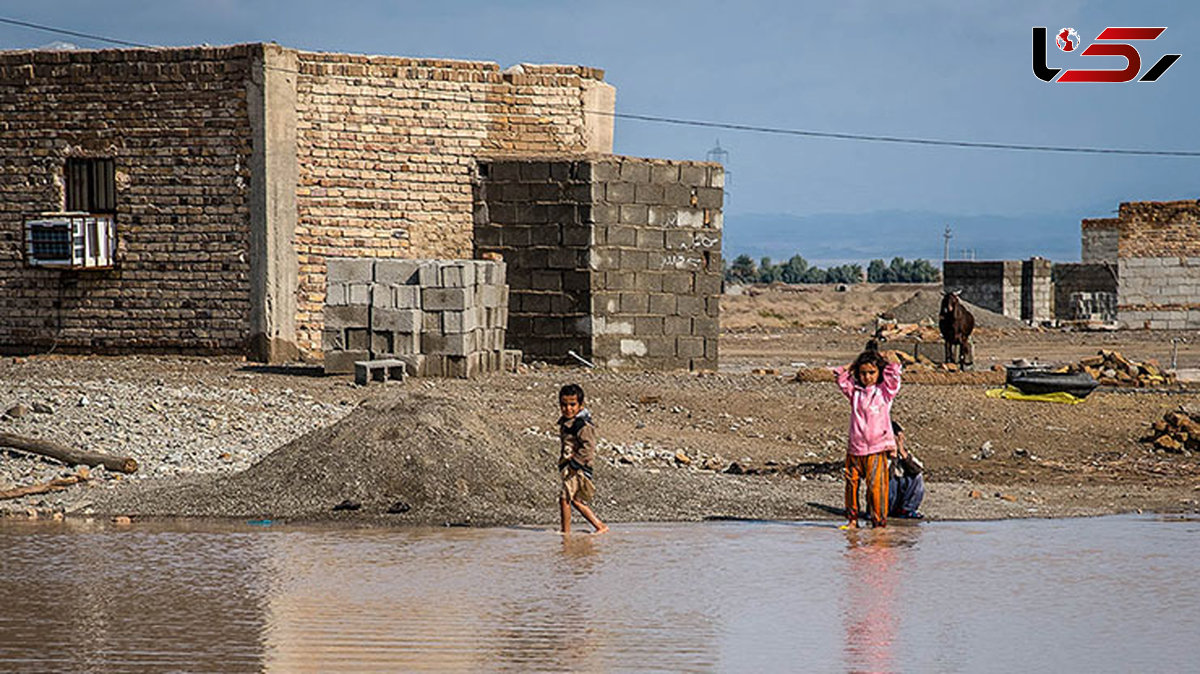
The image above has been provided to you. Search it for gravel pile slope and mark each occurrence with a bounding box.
[883,290,1027,329]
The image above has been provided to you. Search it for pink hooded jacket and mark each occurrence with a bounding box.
[834,361,902,456]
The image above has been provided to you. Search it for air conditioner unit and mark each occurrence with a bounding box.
[25,212,115,269]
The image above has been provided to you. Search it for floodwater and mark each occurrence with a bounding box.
[1,515,1198,672]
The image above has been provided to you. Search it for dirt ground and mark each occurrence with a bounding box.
[5,283,1200,525]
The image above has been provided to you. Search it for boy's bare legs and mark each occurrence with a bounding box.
[559,496,572,534]
[572,499,609,534]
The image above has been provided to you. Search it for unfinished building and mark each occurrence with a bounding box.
[1083,200,1200,329]
[0,43,723,370]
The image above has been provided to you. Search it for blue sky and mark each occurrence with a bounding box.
[2,1,1197,264]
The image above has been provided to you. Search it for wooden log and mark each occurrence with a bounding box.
[0,475,82,501]
[0,432,138,473]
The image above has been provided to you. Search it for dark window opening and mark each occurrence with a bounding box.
[65,158,116,214]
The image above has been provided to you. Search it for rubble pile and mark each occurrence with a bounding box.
[1140,406,1200,454]
[1067,350,1175,388]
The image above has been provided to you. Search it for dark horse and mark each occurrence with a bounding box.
[939,290,975,369]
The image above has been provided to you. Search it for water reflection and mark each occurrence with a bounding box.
[2,517,1199,671]
[840,527,921,673]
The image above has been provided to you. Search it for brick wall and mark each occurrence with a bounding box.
[475,156,722,371]
[0,45,256,353]
[292,53,611,356]
[1083,200,1200,328]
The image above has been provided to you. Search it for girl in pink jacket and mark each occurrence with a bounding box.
[834,341,902,528]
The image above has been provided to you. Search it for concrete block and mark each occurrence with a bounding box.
[589,204,619,225]
[325,305,369,330]
[423,311,442,332]
[393,285,421,309]
[706,296,721,316]
[635,183,665,204]
[490,162,522,181]
[392,331,421,355]
[375,259,421,285]
[322,329,345,352]
[635,316,664,335]
[605,271,636,291]
[374,308,422,333]
[695,273,723,296]
[665,230,695,249]
[418,262,440,287]
[521,293,553,314]
[637,228,665,249]
[605,226,637,248]
[533,317,566,336]
[704,338,719,360]
[371,330,394,355]
[676,336,705,358]
[562,224,592,247]
[348,282,371,306]
[606,182,636,204]
[547,248,581,270]
[531,224,562,246]
[708,167,725,188]
[327,258,373,283]
[441,265,464,288]
[425,332,474,356]
[423,287,470,311]
[446,354,481,379]
[649,293,677,315]
[651,163,680,183]
[694,316,719,337]
[620,293,650,314]
[592,161,620,181]
[676,295,705,316]
[696,187,723,209]
[593,292,621,315]
[502,349,523,372]
[326,282,348,307]
[620,204,650,225]
[324,349,369,374]
[620,339,648,356]
[679,165,707,187]
[479,284,506,308]
[620,161,652,183]
[621,249,650,271]
[443,310,479,334]
[422,354,446,377]
[345,328,370,350]
[662,273,693,295]
[663,315,691,335]
[662,184,693,207]
[643,336,676,357]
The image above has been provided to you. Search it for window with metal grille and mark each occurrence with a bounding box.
[65,158,116,214]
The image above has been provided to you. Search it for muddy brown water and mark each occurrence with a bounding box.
[1,515,1197,672]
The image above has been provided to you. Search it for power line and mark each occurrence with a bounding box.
[3,13,1200,158]
[0,16,151,48]
[604,111,1200,158]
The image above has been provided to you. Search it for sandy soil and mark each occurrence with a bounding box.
[4,283,1200,526]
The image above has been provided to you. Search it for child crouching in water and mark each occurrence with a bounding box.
[557,384,608,534]
[834,340,902,528]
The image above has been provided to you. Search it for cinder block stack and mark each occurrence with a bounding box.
[323,258,511,378]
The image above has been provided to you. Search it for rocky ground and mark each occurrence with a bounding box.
[3,284,1200,526]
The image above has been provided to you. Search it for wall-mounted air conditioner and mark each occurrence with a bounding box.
[25,212,115,269]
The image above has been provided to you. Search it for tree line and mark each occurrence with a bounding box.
[724,254,941,285]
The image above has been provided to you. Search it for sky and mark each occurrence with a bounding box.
[2,1,1197,265]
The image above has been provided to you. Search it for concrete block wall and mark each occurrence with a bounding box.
[324,258,509,377]
[1052,263,1117,321]
[1081,218,1120,263]
[944,259,1049,322]
[1019,257,1052,323]
[475,156,723,371]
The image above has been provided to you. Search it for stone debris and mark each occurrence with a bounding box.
[1067,349,1176,388]
[1140,406,1200,454]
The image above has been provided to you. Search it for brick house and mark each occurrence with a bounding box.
[0,43,615,361]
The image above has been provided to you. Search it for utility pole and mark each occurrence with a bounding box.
[942,225,952,261]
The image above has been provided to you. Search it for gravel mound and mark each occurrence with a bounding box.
[98,392,552,524]
[882,290,1027,329]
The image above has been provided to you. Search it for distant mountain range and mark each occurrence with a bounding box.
[721,209,1107,268]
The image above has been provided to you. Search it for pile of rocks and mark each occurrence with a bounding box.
[1140,406,1200,454]
[1068,349,1174,388]
[325,258,519,378]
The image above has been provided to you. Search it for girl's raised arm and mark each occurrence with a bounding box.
[833,365,855,399]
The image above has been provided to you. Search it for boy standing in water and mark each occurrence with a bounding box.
[557,384,608,534]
